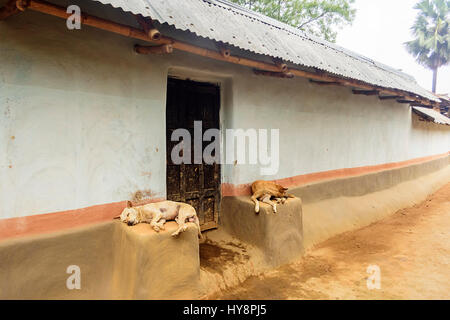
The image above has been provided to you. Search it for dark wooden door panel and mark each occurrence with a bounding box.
[166,78,221,230]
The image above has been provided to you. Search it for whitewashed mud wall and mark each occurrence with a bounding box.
[0,12,168,219]
[1,9,449,220]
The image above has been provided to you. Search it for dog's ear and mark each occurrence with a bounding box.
[126,200,133,208]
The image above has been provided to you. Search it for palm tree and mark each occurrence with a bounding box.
[405,0,450,93]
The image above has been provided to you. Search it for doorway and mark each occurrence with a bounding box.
[166,77,221,231]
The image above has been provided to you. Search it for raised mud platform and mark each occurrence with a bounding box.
[220,197,304,268]
[0,156,449,299]
[0,221,200,299]
[292,155,450,248]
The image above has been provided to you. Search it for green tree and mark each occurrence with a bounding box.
[230,0,356,42]
[405,0,450,93]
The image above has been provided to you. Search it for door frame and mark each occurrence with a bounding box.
[165,72,226,231]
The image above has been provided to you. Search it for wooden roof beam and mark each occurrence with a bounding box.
[379,95,404,100]
[253,69,294,78]
[411,104,433,109]
[136,15,161,41]
[352,89,379,96]
[309,80,341,86]
[397,99,417,104]
[273,58,288,73]
[0,0,28,20]
[216,43,231,58]
[23,0,439,109]
[134,44,173,55]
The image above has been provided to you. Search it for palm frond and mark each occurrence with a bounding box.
[405,0,450,70]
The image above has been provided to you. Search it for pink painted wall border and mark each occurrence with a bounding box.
[0,152,448,241]
[222,152,450,197]
[0,198,163,241]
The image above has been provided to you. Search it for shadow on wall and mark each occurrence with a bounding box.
[411,112,450,133]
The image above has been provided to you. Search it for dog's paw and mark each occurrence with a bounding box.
[157,222,165,230]
[171,231,179,237]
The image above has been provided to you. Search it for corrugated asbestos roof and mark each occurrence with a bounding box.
[436,94,450,105]
[91,0,439,102]
[413,107,450,125]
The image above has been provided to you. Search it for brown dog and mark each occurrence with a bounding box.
[251,180,295,213]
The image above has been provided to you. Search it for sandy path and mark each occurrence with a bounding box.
[211,183,450,300]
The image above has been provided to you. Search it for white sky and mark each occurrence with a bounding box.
[336,0,450,94]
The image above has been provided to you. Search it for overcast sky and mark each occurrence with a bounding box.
[336,0,450,94]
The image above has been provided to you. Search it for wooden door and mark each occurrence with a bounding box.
[166,78,221,231]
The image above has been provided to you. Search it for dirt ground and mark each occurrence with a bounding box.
[210,183,450,300]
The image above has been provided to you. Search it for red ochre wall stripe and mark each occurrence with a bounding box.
[221,151,450,196]
[0,198,164,242]
[0,152,448,241]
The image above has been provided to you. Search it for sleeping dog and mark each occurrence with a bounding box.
[118,200,202,239]
[251,180,295,214]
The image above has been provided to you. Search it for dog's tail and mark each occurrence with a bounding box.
[194,215,203,240]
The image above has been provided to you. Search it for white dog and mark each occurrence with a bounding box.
[118,200,202,239]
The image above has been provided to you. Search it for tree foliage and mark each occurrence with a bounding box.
[405,0,450,92]
[230,0,356,42]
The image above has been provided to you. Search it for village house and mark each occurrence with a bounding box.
[0,0,449,299]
